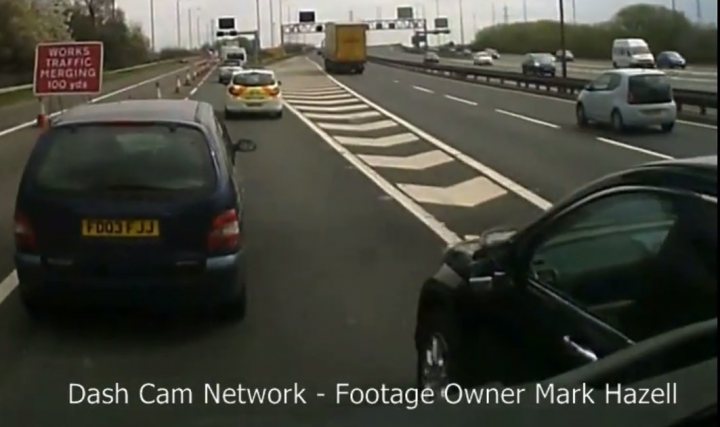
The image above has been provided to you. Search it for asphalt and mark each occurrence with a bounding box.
[0,58,444,425]
[0,54,716,425]
[369,46,718,93]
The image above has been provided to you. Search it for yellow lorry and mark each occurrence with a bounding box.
[322,22,368,74]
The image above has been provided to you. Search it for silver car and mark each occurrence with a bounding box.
[218,59,244,84]
[576,69,677,133]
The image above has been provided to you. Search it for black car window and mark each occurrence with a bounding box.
[629,75,673,104]
[607,74,622,90]
[232,73,275,87]
[527,191,717,341]
[33,124,215,193]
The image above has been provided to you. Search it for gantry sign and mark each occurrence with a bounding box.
[281,7,450,35]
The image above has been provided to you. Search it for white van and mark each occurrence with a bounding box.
[612,39,655,68]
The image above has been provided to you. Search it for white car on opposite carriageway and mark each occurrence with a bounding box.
[224,69,283,119]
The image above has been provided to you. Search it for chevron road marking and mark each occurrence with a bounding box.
[286,98,360,106]
[284,93,353,101]
[303,111,382,121]
[358,150,453,170]
[398,176,508,208]
[294,104,370,113]
[317,120,398,132]
[283,89,347,96]
[334,133,420,147]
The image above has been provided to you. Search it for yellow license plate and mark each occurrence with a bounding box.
[82,219,160,237]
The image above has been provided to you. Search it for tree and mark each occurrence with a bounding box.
[0,0,70,74]
[471,4,716,63]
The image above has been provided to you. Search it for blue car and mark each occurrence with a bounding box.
[656,51,687,69]
[14,100,256,319]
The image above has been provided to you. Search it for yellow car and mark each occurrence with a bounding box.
[224,69,283,119]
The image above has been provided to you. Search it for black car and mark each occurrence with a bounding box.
[657,51,687,69]
[521,53,557,76]
[14,100,257,318]
[414,156,717,390]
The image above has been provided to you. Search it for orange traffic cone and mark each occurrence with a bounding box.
[36,98,48,129]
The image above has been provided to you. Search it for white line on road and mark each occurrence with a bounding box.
[284,93,353,101]
[596,137,674,160]
[294,104,369,113]
[412,85,435,94]
[283,100,461,245]
[307,58,553,211]
[358,150,454,170]
[303,110,382,121]
[187,65,217,99]
[677,120,717,130]
[444,95,478,106]
[317,119,398,132]
[334,133,419,148]
[495,109,561,129]
[0,270,17,305]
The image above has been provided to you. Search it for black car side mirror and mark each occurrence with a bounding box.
[584,84,594,91]
[467,258,513,293]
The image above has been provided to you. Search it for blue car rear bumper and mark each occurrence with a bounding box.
[15,251,246,308]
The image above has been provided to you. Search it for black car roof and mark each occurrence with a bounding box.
[53,100,205,126]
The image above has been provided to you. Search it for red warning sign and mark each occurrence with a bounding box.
[33,41,104,96]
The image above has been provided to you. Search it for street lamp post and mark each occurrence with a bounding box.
[196,9,201,48]
[150,0,156,51]
[269,0,275,47]
[256,0,262,51]
[176,0,182,47]
[188,9,193,50]
[458,0,465,46]
[559,0,567,78]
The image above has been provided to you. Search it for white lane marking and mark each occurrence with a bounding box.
[283,89,347,96]
[464,234,480,240]
[295,104,369,113]
[393,80,400,83]
[335,132,419,148]
[317,119,398,132]
[303,110,382,121]
[358,150,454,170]
[495,109,561,129]
[381,63,717,133]
[284,93,354,101]
[0,65,192,139]
[444,95,478,106]
[286,98,360,106]
[283,100,461,245]
[308,58,553,211]
[186,65,215,99]
[398,176,508,208]
[282,86,339,92]
[412,85,435,94]
[0,270,18,305]
[677,120,717,130]
[596,137,674,160]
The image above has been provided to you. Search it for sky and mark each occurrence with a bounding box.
[117,0,718,50]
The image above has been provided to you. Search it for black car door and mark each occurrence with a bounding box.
[507,187,696,380]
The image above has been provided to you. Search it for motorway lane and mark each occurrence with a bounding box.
[347,59,718,160]
[370,46,718,93]
[0,66,444,424]
[313,58,688,203]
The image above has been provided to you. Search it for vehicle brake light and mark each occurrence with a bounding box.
[14,211,37,252]
[263,86,280,97]
[207,209,241,253]
[228,85,246,96]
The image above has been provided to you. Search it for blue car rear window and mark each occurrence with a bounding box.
[32,124,216,193]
